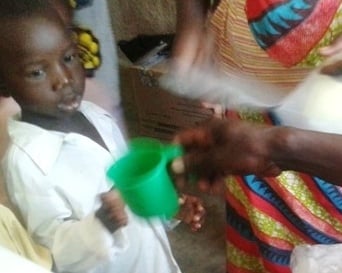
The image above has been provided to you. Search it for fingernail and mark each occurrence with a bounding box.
[171,158,185,174]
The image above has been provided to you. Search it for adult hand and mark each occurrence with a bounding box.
[171,118,282,192]
[319,35,342,57]
[319,35,342,76]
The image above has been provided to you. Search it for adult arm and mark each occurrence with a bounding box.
[172,0,215,72]
[173,118,342,186]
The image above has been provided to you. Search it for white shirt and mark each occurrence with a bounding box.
[1,101,181,273]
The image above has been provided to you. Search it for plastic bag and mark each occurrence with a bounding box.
[290,244,342,273]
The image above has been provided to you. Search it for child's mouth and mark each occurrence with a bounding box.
[57,94,82,112]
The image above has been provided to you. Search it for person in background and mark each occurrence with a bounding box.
[0,74,51,272]
[0,205,53,271]
[171,1,342,273]
[0,1,205,273]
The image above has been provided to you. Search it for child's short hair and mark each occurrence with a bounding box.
[0,0,61,98]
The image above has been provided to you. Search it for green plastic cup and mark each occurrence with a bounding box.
[107,137,183,218]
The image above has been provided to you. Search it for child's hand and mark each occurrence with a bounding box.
[176,194,205,232]
[96,190,128,233]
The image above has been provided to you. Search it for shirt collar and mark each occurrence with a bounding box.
[6,101,116,175]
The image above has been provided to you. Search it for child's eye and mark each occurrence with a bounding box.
[27,69,45,79]
[64,53,77,64]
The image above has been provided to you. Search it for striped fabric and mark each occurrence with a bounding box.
[210,0,342,91]
[224,109,342,273]
[208,2,342,272]
[246,0,342,67]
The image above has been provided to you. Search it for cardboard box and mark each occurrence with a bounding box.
[119,59,214,141]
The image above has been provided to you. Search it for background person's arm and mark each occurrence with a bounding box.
[172,0,215,72]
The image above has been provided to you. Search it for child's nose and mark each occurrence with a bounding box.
[52,66,72,91]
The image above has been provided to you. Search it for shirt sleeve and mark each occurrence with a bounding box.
[3,147,129,273]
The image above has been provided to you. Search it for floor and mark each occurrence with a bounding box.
[168,190,226,273]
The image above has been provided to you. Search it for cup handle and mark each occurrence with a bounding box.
[164,144,198,183]
[162,144,183,162]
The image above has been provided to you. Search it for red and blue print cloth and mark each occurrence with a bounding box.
[246,0,342,67]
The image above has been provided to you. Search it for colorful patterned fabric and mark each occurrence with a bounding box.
[224,109,342,273]
[210,0,342,91]
[246,0,342,67]
[209,3,342,271]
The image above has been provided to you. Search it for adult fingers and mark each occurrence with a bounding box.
[320,60,342,76]
[319,36,342,57]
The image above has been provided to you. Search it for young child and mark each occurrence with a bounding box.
[0,1,204,273]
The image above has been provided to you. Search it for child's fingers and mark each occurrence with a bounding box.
[175,193,206,232]
[191,222,202,232]
[191,206,206,231]
[197,203,205,213]
[193,203,206,230]
[193,207,206,224]
[100,190,128,227]
[108,211,128,227]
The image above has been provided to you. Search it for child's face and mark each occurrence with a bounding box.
[0,13,85,118]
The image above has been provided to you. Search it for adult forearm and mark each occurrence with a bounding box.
[271,127,342,184]
[172,0,211,62]
[175,0,210,29]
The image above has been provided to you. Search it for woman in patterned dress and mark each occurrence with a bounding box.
[172,1,342,272]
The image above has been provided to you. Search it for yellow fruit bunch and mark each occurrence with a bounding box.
[68,0,93,9]
[73,27,101,77]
